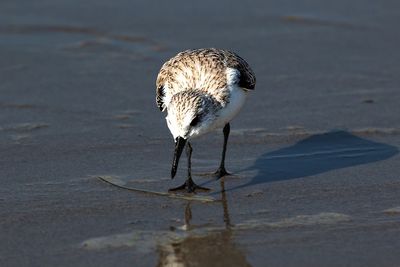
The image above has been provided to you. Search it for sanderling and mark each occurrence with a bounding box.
[156,48,256,193]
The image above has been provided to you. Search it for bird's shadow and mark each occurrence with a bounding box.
[226,130,398,192]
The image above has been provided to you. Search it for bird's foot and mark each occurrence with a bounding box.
[168,178,210,193]
[195,167,231,179]
[214,167,231,179]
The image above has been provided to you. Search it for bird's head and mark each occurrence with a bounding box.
[166,91,217,178]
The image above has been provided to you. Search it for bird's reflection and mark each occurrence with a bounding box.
[156,180,251,267]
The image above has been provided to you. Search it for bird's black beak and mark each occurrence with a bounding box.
[171,137,186,179]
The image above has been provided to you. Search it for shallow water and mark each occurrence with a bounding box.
[1,0,400,266]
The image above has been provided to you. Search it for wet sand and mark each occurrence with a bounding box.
[1,0,400,266]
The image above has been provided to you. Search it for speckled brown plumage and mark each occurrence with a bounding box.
[156,48,256,111]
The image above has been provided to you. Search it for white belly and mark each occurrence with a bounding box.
[214,85,247,128]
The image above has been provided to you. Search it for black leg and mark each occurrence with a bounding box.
[169,142,210,193]
[214,123,231,178]
[187,142,193,179]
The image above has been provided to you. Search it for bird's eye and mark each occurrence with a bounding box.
[190,115,201,127]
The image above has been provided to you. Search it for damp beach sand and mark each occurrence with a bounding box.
[1,0,400,266]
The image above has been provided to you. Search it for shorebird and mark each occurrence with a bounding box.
[156,48,256,193]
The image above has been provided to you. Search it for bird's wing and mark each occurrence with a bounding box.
[155,62,169,111]
[224,50,256,90]
[155,49,256,111]
[155,50,200,111]
[155,50,195,111]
